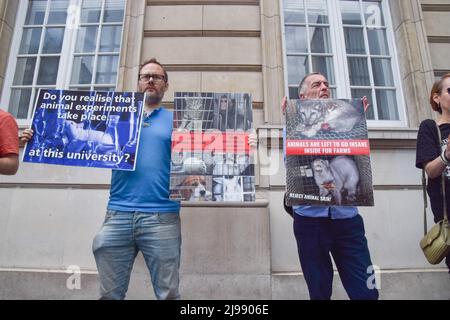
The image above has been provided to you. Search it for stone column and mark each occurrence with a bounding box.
[117,0,146,92]
[389,0,435,126]
[0,0,19,97]
[260,0,285,125]
[258,1,286,188]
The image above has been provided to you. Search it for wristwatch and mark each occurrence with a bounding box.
[440,149,450,165]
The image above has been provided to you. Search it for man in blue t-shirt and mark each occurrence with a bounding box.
[92,58,182,300]
[283,72,379,300]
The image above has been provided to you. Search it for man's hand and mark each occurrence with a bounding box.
[362,96,370,113]
[19,129,34,147]
[248,129,257,149]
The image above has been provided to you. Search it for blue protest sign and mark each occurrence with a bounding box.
[23,89,144,171]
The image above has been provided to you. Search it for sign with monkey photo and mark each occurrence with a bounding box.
[169,92,256,202]
[285,99,374,207]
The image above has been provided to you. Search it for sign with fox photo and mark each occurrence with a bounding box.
[23,89,145,171]
[285,99,374,207]
[169,92,256,202]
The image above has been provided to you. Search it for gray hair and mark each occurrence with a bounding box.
[298,72,324,97]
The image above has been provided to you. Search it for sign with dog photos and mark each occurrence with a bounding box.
[169,92,256,202]
[23,89,145,171]
[285,99,374,207]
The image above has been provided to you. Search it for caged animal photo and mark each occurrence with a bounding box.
[170,92,256,203]
[311,156,360,205]
[172,151,223,176]
[212,176,244,202]
[177,96,206,131]
[294,99,365,138]
[174,175,212,201]
[222,176,244,202]
[174,93,215,131]
[213,93,253,131]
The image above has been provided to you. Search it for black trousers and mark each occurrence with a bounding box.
[293,214,379,300]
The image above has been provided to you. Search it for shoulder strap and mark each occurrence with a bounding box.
[434,122,448,224]
[422,169,428,235]
[442,172,448,224]
[422,121,440,235]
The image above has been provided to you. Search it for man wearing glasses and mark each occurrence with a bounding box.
[92,58,182,300]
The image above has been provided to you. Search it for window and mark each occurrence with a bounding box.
[70,0,124,92]
[282,0,406,126]
[283,0,336,98]
[1,0,125,122]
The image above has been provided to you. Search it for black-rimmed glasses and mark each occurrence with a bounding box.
[138,73,166,83]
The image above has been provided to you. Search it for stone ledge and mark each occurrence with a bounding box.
[0,270,271,300]
[147,0,259,5]
[1,269,448,300]
[272,270,450,300]
[181,199,268,207]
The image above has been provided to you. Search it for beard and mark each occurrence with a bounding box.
[145,90,164,106]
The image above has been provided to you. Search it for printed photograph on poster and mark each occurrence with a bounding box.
[285,99,374,207]
[22,89,145,171]
[170,92,256,202]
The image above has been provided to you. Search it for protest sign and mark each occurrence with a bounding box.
[169,92,256,202]
[23,89,144,170]
[285,99,374,206]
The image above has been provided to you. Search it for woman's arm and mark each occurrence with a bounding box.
[424,134,450,179]
[424,157,447,179]
[0,155,19,175]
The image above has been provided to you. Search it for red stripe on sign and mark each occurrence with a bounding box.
[172,131,250,154]
[286,139,370,156]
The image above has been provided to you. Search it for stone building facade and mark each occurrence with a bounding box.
[0,0,449,299]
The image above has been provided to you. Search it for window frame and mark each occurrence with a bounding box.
[0,0,126,126]
[282,0,339,97]
[280,0,407,128]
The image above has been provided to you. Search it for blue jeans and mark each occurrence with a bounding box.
[293,214,379,300]
[92,210,181,300]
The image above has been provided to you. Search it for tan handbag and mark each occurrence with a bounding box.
[419,220,450,264]
[419,123,450,264]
